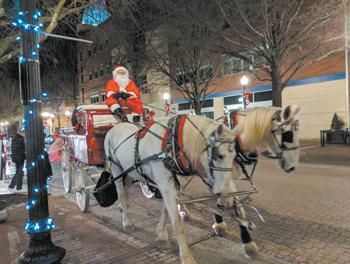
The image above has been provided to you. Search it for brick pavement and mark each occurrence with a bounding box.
[0,196,180,264]
[47,158,350,264]
[178,160,350,264]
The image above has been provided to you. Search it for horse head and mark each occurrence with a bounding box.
[268,105,300,173]
[184,116,241,197]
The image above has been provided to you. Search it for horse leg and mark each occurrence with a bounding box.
[156,203,169,242]
[234,199,258,258]
[112,163,133,232]
[158,182,196,264]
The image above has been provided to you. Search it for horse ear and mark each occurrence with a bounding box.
[283,105,300,122]
[216,124,224,136]
[283,106,291,121]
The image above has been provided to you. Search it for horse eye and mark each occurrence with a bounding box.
[218,154,225,160]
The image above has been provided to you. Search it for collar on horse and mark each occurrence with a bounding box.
[162,115,196,176]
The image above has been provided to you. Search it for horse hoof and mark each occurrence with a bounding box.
[242,241,259,259]
[155,232,169,243]
[212,221,228,236]
[155,238,171,249]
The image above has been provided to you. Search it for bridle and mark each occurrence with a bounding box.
[185,116,234,187]
[263,119,300,160]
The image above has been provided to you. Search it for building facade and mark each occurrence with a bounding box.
[76,8,350,140]
[171,51,349,139]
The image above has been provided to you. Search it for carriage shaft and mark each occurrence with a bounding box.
[177,188,257,205]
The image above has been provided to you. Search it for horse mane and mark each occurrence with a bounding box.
[239,107,281,150]
[182,115,228,167]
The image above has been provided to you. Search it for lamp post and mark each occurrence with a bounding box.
[163,92,170,116]
[240,75,249,109]
[17,1,65,263]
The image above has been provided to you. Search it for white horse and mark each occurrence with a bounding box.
[211,105,301,254]
[175,105,301,257]
[104,115,241,264]
[232,105,300,172]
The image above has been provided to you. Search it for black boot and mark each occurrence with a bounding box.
[114,108,128,122]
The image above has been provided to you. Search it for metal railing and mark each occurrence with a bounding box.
[320,129,350,147]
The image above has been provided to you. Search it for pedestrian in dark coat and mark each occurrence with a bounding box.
[8,125,25,191]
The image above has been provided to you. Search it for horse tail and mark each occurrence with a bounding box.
[104,134,112,173]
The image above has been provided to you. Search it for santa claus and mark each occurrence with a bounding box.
[105,66,143,122]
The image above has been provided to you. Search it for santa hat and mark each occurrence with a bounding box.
[113,66,129,80]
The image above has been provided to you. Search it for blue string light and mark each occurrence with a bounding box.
[15,8,57,235]
[24,218,56,233]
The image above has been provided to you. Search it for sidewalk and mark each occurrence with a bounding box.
[299,144,350,166]
[0,180,27,195]
[0,190,287,264]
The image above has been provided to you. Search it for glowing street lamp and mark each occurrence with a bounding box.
[240,75,249,86]
[64,110,71,117]
[240,75,250,109]
[162,92,170,100]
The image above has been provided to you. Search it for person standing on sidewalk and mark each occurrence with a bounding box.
[8,125,25,191]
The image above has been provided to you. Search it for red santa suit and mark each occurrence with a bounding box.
[105,66,143,114]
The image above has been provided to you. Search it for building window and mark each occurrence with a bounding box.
[93,46,97,54]
[176,71,192,85]
[79,64,83,73]
[242,55,254,71]
[88,49,92,57]
[224,95,242,105]
[201,99,213,108]
[99,43,103,51]
[106,64,111,72]
[178,102,191,111]
[200,62,213,82]
[89,71,93,81]
[94,68,98,79]
[202,111,214,119]
[100,67,104,77]
[139,75,149,93]
[222,56,241,75]
[90,95,99,104]
[79,52,83,62]
[102,93,106,102]
[254,91,272,102]
[80,73,84,84]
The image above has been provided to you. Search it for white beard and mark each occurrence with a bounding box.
[115,75,130,91]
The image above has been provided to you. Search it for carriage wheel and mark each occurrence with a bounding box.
[75,166,90,213]
[139,182,155,199]
[61,147,73,193]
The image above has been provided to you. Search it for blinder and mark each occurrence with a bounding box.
[282,131,294,143]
